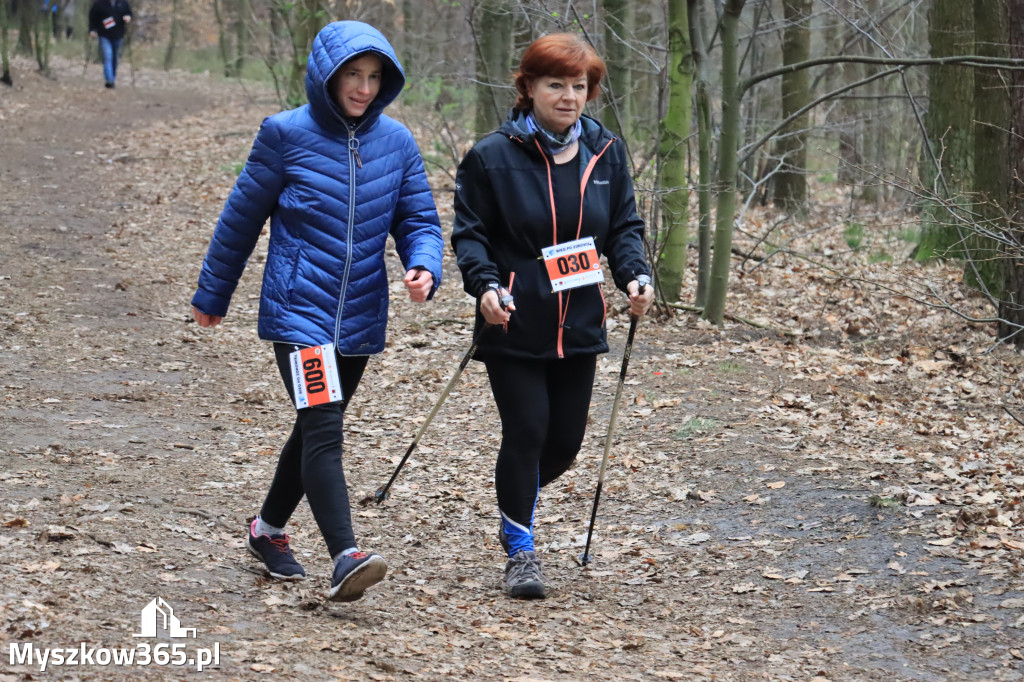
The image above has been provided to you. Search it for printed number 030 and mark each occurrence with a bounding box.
[556,252,591,275]
[303,357,326,394]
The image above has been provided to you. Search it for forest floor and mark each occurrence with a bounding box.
[1,56,1023,681]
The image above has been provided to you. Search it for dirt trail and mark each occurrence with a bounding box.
[1,57,1023,681]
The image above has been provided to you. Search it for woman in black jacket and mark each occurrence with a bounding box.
[451,33,654,599]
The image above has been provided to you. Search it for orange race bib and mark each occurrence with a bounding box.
[542,237,604,292]
[289,343,342,409]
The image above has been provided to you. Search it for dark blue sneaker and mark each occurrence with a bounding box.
[246,519,306,580]
[329,551,387,602]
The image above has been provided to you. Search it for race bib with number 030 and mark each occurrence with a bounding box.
[541,236,604,292]
[289,344,342,409]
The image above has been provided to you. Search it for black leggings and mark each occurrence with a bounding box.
[260,344,368,559]
[484,355,596,529]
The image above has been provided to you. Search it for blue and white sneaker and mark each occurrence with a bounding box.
[329,552,387,602]
[246,519,306,581]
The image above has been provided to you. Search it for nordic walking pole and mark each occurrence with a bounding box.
[371,289,514,505]
[580,275,650,567]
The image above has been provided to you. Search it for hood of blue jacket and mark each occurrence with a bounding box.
[306,21,405,130]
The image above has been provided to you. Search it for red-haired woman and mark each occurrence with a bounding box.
[452,33,654,599]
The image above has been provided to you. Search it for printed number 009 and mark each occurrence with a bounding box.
[556,252,591,276]
[303,357,326,394]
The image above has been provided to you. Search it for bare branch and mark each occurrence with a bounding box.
[743,55,1024,94]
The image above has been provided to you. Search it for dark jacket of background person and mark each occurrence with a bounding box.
[191,22,444,354]
[88,0,131,41]
[452,111,649,361]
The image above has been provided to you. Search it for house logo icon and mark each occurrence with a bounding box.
[132,598,197,638]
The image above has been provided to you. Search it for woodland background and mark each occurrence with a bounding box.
[5,0,1024,344]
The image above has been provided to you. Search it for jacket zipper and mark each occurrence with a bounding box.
[534,140,565,358]
[334,123,364,346]
[535,137,616,359]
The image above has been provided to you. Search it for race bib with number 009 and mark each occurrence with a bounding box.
[289,343,342,409]
[541,236,604,292]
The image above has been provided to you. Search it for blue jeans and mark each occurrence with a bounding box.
[98,36,122,84]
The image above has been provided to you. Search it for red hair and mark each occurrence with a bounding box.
[513,33,606,112]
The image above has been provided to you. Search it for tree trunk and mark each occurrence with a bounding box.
[234,0,251,78]
[473,0,511,137]
[213,0,232,77]
[602,0,633,140]
[917,0,975,261]
[970,0,1010,296]
[164,0,182,70]
[265,4,285,105]
[833,5,861,192]
[401,0,424,80]
[16,0,33,55]
[704,0,746,326]
[1000,0,1024,345]
[1,0,12,86]
[655,0,693,303]
[286,0,325,107]
[773,0,812,213]
[738,2,765,195]
[32,1,49,75]
[630,1,661,144]
[691,0,712,308]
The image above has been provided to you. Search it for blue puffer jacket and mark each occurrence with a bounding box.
[191,21,443,354]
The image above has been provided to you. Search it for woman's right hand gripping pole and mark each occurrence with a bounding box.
[480,285,515,326]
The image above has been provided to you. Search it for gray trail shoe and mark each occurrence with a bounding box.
[504,551,548,599]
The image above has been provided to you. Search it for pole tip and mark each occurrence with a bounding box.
[373,488,389,505]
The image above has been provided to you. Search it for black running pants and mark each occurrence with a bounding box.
[484,355,596,529]
[261,344,368,559]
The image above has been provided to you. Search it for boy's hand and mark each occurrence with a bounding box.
[404,268,433,302]
[192,307,223,328]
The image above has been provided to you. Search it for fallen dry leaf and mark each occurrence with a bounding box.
[927,537,956,546]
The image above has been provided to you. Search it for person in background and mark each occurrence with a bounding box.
[42,1,74,39]
[60,0,76,40]
[88,0,131,88]
[451,33,654,599]
[190,21,443,603]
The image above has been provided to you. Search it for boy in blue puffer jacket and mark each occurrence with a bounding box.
[190,21,443,603]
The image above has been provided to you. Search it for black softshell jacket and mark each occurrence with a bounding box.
[452,112,650,360]
[88,0,132,41]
